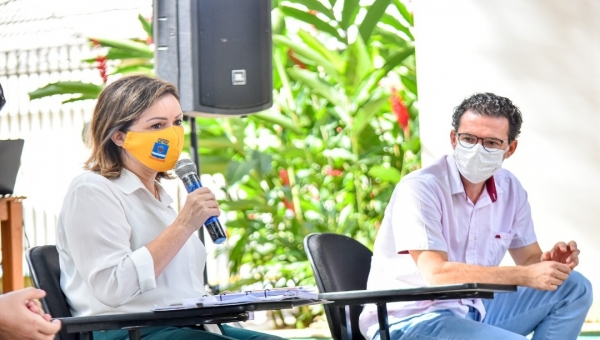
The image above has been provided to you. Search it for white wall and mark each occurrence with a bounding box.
[414,0,600,300]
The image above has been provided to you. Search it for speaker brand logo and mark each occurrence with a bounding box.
[232,70,246,85]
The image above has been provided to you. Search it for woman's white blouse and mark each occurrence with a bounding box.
[56,169,207,317]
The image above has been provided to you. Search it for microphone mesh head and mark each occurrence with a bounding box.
[174,159,198,178]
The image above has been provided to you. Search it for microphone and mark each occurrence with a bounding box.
[174,159,227,244]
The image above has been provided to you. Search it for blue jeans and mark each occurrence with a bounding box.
[374,271,593,340]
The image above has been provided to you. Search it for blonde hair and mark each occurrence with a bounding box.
[84,74,180,179]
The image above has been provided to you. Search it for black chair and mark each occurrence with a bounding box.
[26,245,78,340]
[304,233,372,340]
[26,245,250,340]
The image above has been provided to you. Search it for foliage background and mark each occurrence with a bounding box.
[28,0,419,328]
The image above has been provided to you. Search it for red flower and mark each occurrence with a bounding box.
[279,169,290,186]
[95,55,108,84]
[325,166,343,177]
[282,198,295,212]
[390,87,410,137]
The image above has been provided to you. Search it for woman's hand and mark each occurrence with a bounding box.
[175,187,221,232]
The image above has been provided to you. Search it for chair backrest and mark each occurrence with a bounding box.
[26,245,76,340]
[304,233,372,340]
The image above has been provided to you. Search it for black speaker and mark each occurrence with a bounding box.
[154,0,272,117]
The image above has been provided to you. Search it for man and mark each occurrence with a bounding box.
[359,93,592,340]
[0,82,61,339]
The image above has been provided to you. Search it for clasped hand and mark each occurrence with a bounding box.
[541,241,579,269]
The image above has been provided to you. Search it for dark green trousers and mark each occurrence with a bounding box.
[93,324,285,340]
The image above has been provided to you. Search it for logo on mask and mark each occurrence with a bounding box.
[151,138,170,161]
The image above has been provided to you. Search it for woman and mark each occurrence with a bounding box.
[56,74,281,340]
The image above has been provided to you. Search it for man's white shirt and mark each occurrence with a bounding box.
[358,155,537,339]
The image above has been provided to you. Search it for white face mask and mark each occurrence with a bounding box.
[453,142,507,184]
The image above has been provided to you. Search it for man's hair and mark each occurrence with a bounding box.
[452,92,523,142]
[84,74,179,179]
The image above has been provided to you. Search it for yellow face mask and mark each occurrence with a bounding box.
[122,126,184,172]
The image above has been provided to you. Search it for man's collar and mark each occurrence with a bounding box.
[446,154,501,203]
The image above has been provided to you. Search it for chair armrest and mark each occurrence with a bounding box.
[318,283,517,306]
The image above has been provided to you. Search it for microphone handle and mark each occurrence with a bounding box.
[180,174,227,244]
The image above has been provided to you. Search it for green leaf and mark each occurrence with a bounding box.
[341,0,360,30]
[87,37,153,58]
[198,136,236,150]
[393,0,414,27]
[272,34,339,80]
[61,93,100,104]
[196,155,231,175]
[225,160,258,184]
[352,94,388,134]
[359,0,391,43]
[219,199,264,211]
[273,47,296,112]
[28,82,104,100]
[401,74,418,95]
[253,109,302,134]
[280,6,343,42]
[380,13,414,40]
[110,64,154,75]
[368,165,402,183]
[138,14,153,38]
[344,34,371,93]
[297,30,344,73]
[291,0,335,20]
[287,68,346,108]
[250,150,273,176]
[381,46,415,74]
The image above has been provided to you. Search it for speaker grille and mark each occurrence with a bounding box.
[196,0,272,110]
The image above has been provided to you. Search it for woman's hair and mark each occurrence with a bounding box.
[84,74,180,179]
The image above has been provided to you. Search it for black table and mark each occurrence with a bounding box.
[58,298,323,340]
[318,283,517,340]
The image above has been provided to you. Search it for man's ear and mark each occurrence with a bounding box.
[450,130,457,149]
[505,140,518,159]
[111,130,127,147]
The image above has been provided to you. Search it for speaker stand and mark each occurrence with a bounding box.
[187,115,210,288]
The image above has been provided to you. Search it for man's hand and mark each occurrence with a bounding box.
[541,241,579,269]
[0,288,61,340]
[525,261,571,290]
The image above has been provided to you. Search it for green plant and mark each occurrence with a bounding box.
[28,2,418,328]
[196,0,419,328]
[28,15,154,102]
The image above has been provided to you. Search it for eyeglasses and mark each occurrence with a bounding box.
[456,132,506,152]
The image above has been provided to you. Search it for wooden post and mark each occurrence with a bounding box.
[0,197,24,292]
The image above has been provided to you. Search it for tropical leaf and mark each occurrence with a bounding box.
[287,68,346,109]
[297,30,344,73]
[291,0,335,20]
[358,0,391,43]
[138,14,153,38]
[272,34,340,80]
[368,165,402,183]
[393,0,414,27]
[28,82,104,100]
[280,6,343,42]
[253,109,303,134]
[225,160,258,184]
[344,34,371,94]
[340,0,360,30]
[87,37,153,58]
[380,13,414,40]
